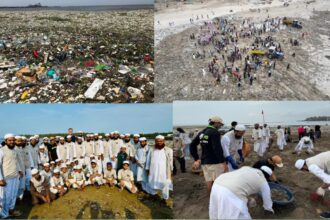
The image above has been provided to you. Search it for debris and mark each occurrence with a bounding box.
[127,86,143,99]
[84,78,105,99]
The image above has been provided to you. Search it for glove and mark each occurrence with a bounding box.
[226,156,238,169]
[316,187,326,197]
[238,149,244,162]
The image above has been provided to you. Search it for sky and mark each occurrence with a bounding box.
[173,101,330,126]
[0,0,153,7]
[0,104,172,137]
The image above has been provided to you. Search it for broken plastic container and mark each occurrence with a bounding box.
[84,78,105,99]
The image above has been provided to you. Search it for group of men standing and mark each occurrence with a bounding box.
[0,129,173,218]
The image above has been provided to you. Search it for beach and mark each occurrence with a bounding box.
[155,0,330,102]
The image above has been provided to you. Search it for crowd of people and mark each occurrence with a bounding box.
[189,16,301,88]
[0,128,173,218]
[178,116,328,219]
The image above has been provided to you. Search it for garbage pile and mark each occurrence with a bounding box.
[0,10,154,103]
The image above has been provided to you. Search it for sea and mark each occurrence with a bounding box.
[0,5,154,11]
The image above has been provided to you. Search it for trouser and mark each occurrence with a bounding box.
[184,144,190,160]
[103,178,117,185]
[91,176,103,185]
[72,180,87,188]
[173,157,186,175]
[17,174,26,199]
[0,177,19,218]
[299,133,304,140]
[119,180,137,193]
[25,168,32,191]
[50,187,67,194]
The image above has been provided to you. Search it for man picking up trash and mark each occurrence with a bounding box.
[295,151,330,218]
[190,116,227,194]
[221,124,246,171]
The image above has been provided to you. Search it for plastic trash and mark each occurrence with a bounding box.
[84,78,105,99]
[95,64,107,71]
[118,65,131,74]
[127,86,142,99]
[21,91,29,100]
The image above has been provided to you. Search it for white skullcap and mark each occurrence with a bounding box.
[98,136,102,139]
[302,136,311,142]
[155,135,165,140]
[22,136,27,140]
[125,133,130,137]
[67,135,72,139]
[73,165,77,169]
[94,133,98,136]
[43,163,50,167]
[235,124,246,131]
[66,162,71,165]
[77,137,83,140]
[110,132,114,135]
[31,168,39,175]
[121,145,127,148]
[53,168,60,173]
[55,159,61,162]
[50,161,55,164]
[105,133,110,136]
[295,159,305,170]
[29,136,36,140]
[15,136,22,139]
[260,166,272,176]
[123,160,130,165]
[133,134,140,137]
[39,145,45,149]
[60,164,66,168]
[90,154,95,158]
[91,159,97,164]
[35,135,40,138]
[43,137,49,140]
[60,137,65,140]
[139,137,147,141]
[76,165,82,170]
[114,131,119,134]
[120,134,124,138]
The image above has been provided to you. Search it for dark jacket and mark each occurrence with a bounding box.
[190,125,225,165]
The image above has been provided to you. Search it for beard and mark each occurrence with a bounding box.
[235,135,242,139]
[124,140,130,143]
[7,143,15,149]
[155,143,165,150]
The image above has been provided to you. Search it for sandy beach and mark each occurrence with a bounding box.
[155,0,330,102]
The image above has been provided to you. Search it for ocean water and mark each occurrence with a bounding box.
[0,5,154,11]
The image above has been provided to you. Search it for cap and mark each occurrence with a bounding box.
[76,165,82,170]
[139,137,147,141]
[43,163,50,167]
[123,160,130,165]
[31,168,39,175]
[50,161,55,164]
[91,159,97,164]
[60,164,67,169]
[209,116,223,123]
[235,124,246,131]
[55,159,61,162]
[39,145,45,149]
[271,155,283,168]
[106,162,112,166]
[155,135,165,140]
[133,134,140,137]
[260,166,272,176]
[295,159,305,170]
[53,168,60,173]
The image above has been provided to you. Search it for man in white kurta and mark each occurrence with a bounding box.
[275,126,286,151]
[110,132,123,170]
[93,135,104,172]
[294,136,314,155]
[295,151,330,200]
[66,136,76,162]
[84,135,95,166]
[135,137,149,192]
[263,124,271,148]
[252,124,263,156]
[22,137,33,191]
[221,125,246,171]
[49,168,67,196]
[209,166,274,219]
[102,134,112,171]
[145,135,173,200]
[56,138,68,162]
[75,137,86,165]
[29,137,39,170]
[0,134,23,218]
[14,136,25,201]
